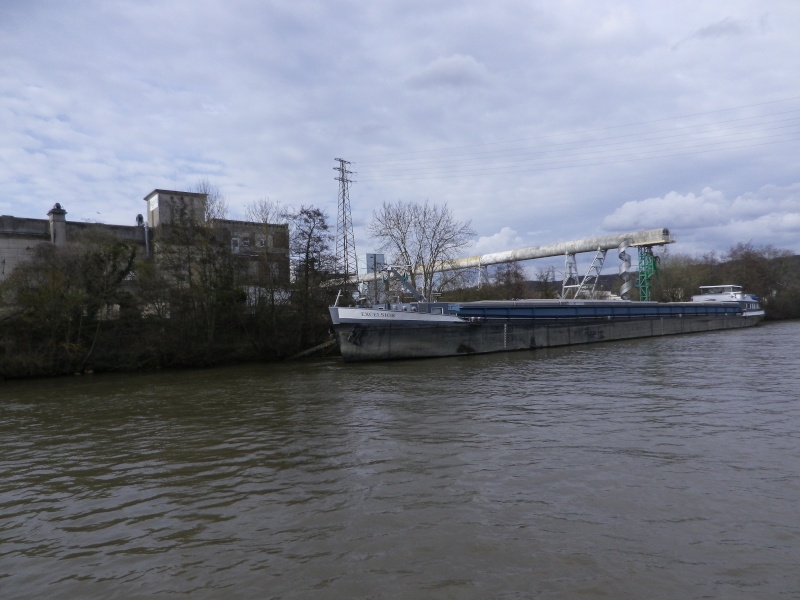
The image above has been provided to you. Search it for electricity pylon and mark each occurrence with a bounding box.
[334,158,359,291]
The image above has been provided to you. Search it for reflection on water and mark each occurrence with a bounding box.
[1,322,800,599]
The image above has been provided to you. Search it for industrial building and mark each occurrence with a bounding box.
[0,189,290,286]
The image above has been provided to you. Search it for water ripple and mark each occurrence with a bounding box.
[1,322,800,599]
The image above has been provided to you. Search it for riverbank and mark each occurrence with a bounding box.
[0,315,338,381]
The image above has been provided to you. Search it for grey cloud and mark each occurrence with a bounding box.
[694,17,747,39]
[672,16,749,50]
[602,184,800,256]
[407,54,490,89]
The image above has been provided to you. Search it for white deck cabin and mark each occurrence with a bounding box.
[691,285,763,317]
[692,284,760,301]
[692,285,748,302]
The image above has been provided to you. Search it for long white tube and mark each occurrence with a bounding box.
[354,227,673,284]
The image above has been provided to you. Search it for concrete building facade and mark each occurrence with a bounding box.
[1,204,147,281]
[0,190,289,286]
[144,189,207,229]
[143,189,290,285]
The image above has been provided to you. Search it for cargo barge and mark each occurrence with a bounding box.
[329,285,764,362]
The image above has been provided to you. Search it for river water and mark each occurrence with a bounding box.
[1,321,799,599]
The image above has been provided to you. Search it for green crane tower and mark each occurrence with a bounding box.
[637,246,659,301]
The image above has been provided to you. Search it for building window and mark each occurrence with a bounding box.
[231,237,239,253]
[242,237,250,248]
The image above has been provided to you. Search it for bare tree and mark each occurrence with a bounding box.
[652,250,720,302]
[245,197,283,226]
[534,265,558,299]
[193,178,228,222]
[494,262,527,299]
[368,199,475,299]
[243,196,288,291]
[245,197,286,283]
[1,232,136,373]
[721,242,794,306]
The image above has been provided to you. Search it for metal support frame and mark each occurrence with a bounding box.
[477,262,490,289]
[578,248,607,297]
[382,265,426,302]
[561,253,580,298]
[637,246,659,301]
[562,248,606,298]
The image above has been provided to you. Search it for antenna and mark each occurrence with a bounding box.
[334,158,358,290]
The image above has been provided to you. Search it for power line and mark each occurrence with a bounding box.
[357,124,800,178]
[351,95,800,162]
[354,110,800,169]
[345,96,800,183]
[356,135,800,182]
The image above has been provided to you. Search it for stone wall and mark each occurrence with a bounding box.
[0,216,50,279]
[0,213,147,282]
[65,221,147,245]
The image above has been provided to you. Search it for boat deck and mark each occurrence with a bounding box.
[453,300,743,321]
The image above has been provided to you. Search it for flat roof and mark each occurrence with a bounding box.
[143,189,207,201]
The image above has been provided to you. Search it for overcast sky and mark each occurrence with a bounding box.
[2,0,799,274]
